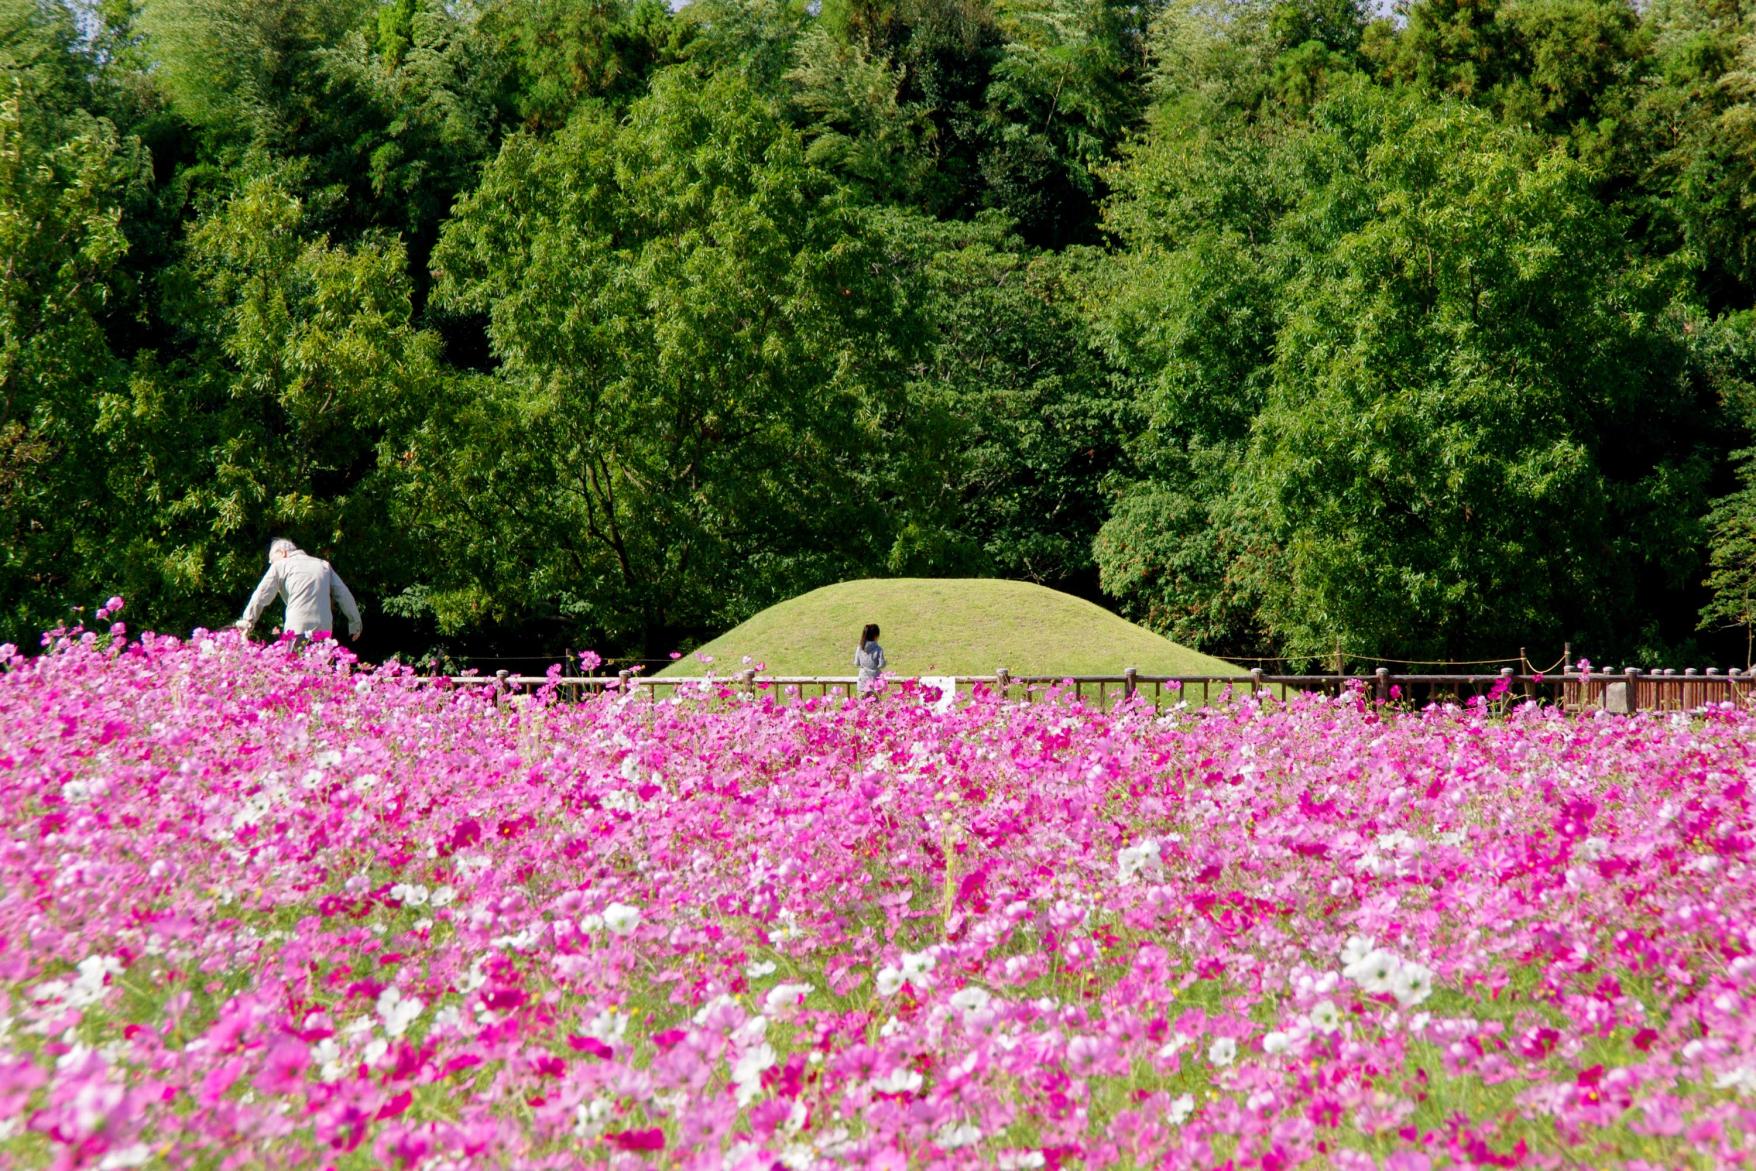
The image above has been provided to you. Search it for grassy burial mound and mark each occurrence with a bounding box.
[657,578,1243,679]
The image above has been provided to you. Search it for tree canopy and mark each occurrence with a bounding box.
[5,0,1756,668]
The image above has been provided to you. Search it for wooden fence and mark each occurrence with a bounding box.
[437,666,1756,714]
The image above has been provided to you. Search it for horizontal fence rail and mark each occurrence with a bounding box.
[429,666,1756,714]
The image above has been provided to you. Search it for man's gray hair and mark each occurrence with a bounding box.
[269,538,301,559]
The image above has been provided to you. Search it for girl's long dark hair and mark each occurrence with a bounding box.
[860,623,880,645]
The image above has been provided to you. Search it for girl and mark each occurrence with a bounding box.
[854,623,886,695]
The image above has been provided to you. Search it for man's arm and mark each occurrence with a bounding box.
[238,563,285,630]
[330,566,363,639]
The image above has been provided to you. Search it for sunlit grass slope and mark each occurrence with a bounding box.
[657,578,1243,678]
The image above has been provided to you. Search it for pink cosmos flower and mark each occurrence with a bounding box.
[606,1127,665,1151]
[197,1057,247,1107]
[254,1039,310,1095]
[7,618,1756,1168]
[567,1035,613,1060]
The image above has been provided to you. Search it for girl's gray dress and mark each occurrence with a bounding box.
[855,641,886,693]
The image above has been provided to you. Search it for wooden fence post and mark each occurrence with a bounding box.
[1124,666,1137,701]
[1375,666,1390,704]
[996,667,1010,702]
[1250,667,1263,694]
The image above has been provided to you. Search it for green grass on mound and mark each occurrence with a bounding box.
[656,578,1244,679]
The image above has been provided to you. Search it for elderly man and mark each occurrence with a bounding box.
[236,538,363,641]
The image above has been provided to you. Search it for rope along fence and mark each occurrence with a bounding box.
[436,666,1756,714]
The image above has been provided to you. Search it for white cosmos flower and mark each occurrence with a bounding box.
[99,1143,152,1168]
[313,1037,344,1080]
[732,1043,776,1106]
[1339,935,1375,967]
[1157,1033,1192,1060]
[389,883,429,906]
[1116,840,1162,886]
[1262,1030,1292,1055]
[934,1121,981,1150]
[764,983,812,1015]
[585,1010,628,1045]
[602,903,640,936]
[376,986,424,1037]
[573,1097,612,1139]
[949,987,992,1014]
[746,960,778,979]
[1307,1000,1343,1034]
[50,955,123,1009]
[731,1014,768,1049]
[900,950,936,985]
[1168,1093,1195,1124]
[876,967,905,996]
[1714,1067,1756,1094]
[1208,1037,1237,1066]
[1344,949,1401,994]
[870,1067,923,1095]
[1391,961,1434,1007]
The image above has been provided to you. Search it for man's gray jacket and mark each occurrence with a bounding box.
[240,551,363,637]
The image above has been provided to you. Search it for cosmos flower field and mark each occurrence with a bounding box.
[3,620,1755,1170]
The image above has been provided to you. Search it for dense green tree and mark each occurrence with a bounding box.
[1701,450,1756,669]
[0,0,143,633]
[1697,312,1756,664]
[1372,0,1751,310]
[419,71,928,651]
[870,212,1135,586]
[979,0,1152,243]
[1088,10,1300,651]
[788,0,1153,242]
[1368,0,1640,132]
[6,0,1756,668]
[478,0,683,128]
[1146,0,1367,117]
[136,0,371,152]
[785,20,943,204]
[308,0,520,308]
[1087,224,1280,651]
[97,171,440,631]
[1099,78,1718,662]
[678,0,814,91]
